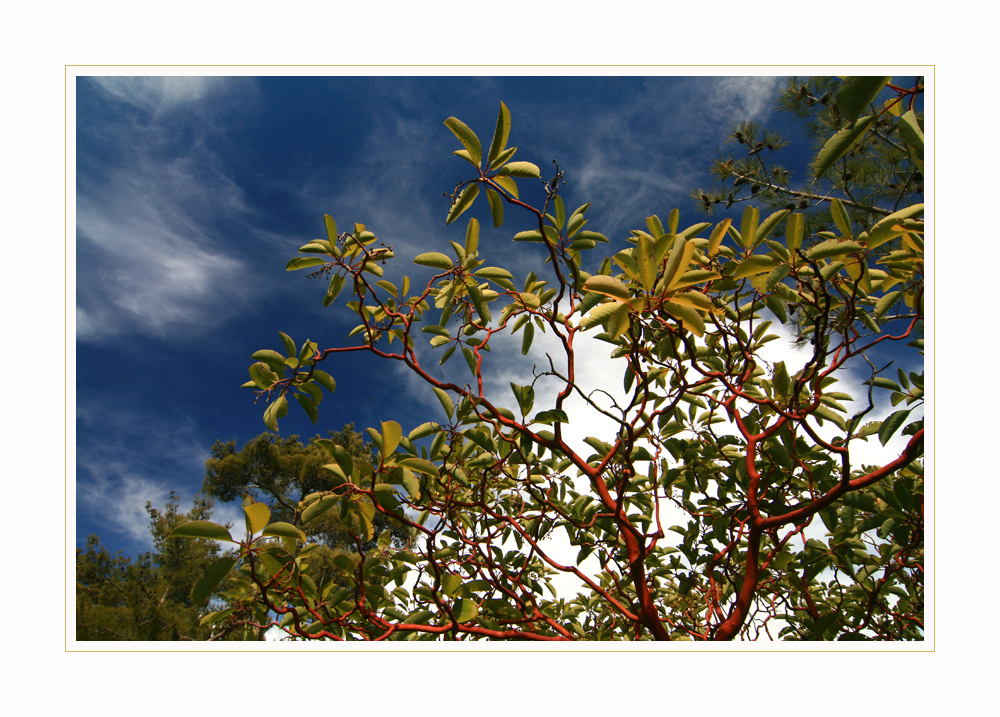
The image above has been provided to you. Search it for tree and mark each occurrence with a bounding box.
[692,76,923,235]
[77,492,235,640]
[173,78,924,640]
[203,426,414,589]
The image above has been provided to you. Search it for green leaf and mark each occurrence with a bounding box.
[583,274,631,302]
[708,218,731,257]
[510,382,535,417]
[464,217,480,256]
[432,386,454,419]
[324,214,338,242]
[786,213,804,255]
[278,332,296,357]
[393,468,422,501]
[252,349,286,372]
[408,421,440,440]
[330,444,355,481]
[662,237,695,289]
[192,556,237,605]
[396,456,438,477]
[263,395,289,431]
[808,238,863,260]
[312,369,336,394]
[474,266,514,282]
[486,102,511,167]
[301,494,338,526]
[661,301,705,337]
[836,76,890,124]
[761,264,790,293]
[441,572,463,597]
[294,392,319,424]
[243,502,271,535]
[897,110,924,158]
[249,362,279,390]
[298,241,331,254]
[521,320,534,355]
[830,198,853,239]
[446,183,480,225]
[322,273,345,307]
[377,528,393,551]
[382,420,402,458]
[813,115,877,178]
[496,161,541,178]
[867,204,924,249]
[733,255,778,279]
[513,230,543,243]
[636,234,657,291]
[753,210,790,247]
[169,521,236,543]
[414,252,453,270]
[772,361,790,399]
[533,408,569,424]
[262,522,307,542]
[453,599,479,623]
[879,409,912,446]
[444,117,482,167]
[606,302,631,340]
[874,291,901,319]
[287,256,326,271]
[740,207,759,250]
[487,187,504,228]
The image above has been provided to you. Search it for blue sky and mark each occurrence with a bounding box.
[74,73,921,557]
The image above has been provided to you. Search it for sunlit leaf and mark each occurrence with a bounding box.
[263,395,289,431]
[287,256,326,271]
[444,117,482,167]
[879,408,912,446]
[521,320,534,355]
[708,218,731,257]
[733,255,778,279]
[261,522,307,541]
[830,198,852,239]
[496,161,541,178]
[312,370,336,394]
[583,274,631,302]
[301,494,338,526]
[662,237,695,289]
[453,599,479,623]
[897,110,924,157]
[661,301,705,336]
[446,183,480,225]
[322,273,345,307]
[813,115,876,178]
[414,252,453,269]
[810,238,863,261]
[786,213,804,254]
[836,76,889,124]
[169,521,236,543]
[487,187,504,228]
[243,502,271,535]
[432,386,454,419]
[740,207,759,250]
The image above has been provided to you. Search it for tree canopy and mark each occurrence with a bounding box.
[76,493,236,640]
[172,77,924,641]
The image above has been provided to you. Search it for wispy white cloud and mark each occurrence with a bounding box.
[76,399,217,547]
[78,470,173,547]
[77,78,263,343]
[88,76,239,116]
